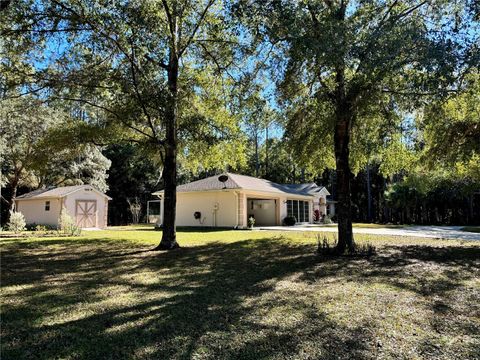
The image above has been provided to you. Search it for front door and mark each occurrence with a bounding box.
[76,200,97,228]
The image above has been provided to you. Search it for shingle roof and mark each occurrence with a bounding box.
[153,173,315,197]
[16,185,111,200]
[282,183,330,196]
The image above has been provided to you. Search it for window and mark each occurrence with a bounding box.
[286,200,310,222]
[45,201,50,211]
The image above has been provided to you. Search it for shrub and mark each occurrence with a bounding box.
[248,216,255,228]
[26,223,57,231]
[283,216,296,226]
[323,215,333,224]
[26,222,38,231]
[7,211,26,233]
[58,211,82,236]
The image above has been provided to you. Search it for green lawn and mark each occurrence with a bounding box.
[1,227,479,359]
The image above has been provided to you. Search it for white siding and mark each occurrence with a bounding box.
[16,199,62,226]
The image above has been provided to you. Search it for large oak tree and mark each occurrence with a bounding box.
[237,0,479,252]
[1,0,245,249]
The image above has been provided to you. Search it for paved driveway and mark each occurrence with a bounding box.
[258,225,480,241]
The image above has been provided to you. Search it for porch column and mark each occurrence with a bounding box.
[237,192,247,228]
[309,200,314,223]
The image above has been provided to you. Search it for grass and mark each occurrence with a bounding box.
[1,227,479,360]
[461,226,480,233]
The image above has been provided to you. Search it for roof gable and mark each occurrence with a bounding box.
[153,173,318,197]
[283,183,330,196]
[16,185,111,200]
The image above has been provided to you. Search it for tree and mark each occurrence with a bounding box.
[421,72,480,167]
[0,96,111,221]
[1,0,244,249]
[237,0,478,253]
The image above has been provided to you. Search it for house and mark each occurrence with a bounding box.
[152,173,330,228]
[15,185,111,229]
[282,183,331,220]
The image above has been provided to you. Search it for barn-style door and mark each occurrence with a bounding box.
[75,200,97,228]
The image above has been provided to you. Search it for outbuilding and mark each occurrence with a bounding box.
[15,185,111,229]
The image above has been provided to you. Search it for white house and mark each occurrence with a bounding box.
[15,185,111,229]
[152,173,330,228]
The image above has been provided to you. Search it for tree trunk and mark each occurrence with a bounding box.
[366,163,372,223]
[254,130,259,177]
[265,125,269,177]
[334,108,354,253]
[9,181,18,214]
[156,56,180,250]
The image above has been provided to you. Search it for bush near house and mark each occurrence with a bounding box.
[58,212,82,236]
[283,216,296,226]
[7,211,26,233]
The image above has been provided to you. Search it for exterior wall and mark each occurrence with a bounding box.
[175,191,238,227]
[63,189,108,228]
[16,198,62,226]
[162,189,315,228]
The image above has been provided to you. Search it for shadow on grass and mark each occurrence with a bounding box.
[1,238,479,359]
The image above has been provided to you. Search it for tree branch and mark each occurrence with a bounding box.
[178,0,216,58]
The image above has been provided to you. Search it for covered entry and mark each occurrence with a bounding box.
[75,200,97,228]
[247,198,278,226]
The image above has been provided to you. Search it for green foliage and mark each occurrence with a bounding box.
[7,211,26,233]
[247,216,255,228]
[0,97,111,193]
[237,0,478,176]
[421,72,480,178]
[58,211,82,236]
[323,216,333,225]
[0,0,246,176]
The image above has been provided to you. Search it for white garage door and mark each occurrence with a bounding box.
[247,199,277,226]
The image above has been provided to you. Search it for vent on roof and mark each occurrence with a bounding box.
[218,174,228,189]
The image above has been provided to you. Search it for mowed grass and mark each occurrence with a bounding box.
[1,227,479,360]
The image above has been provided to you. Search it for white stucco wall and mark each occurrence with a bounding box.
[63,189,108,228]
[175,191,238,227]
[16,198,62,226]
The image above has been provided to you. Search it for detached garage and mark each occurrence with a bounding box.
[15,185,111,229]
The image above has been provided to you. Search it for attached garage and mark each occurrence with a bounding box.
[152,173,321,228]
[15,185,111,229]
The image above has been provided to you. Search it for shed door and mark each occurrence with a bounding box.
[76,200,97,228]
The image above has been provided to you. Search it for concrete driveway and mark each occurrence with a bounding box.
[257,225,480,241]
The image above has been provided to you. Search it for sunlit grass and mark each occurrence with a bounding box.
[1,227,479,359]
